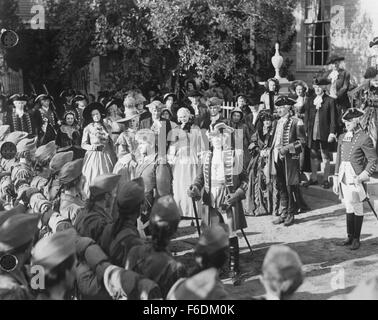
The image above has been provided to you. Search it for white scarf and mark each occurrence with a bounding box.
[314,94,323,110]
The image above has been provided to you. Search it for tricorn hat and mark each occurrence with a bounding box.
[275,96,297,107]
[326,54,345,65]
[342,108,364,122]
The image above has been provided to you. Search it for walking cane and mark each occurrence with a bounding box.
[191,198,201,237]
[240,228,253,255]
[364,197,378,221]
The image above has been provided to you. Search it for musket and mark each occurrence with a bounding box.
[42,83,60,122]
[28,79,37,96]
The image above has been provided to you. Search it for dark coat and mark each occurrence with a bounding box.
[193,149,248,231]
[271,117,306,186]
[126,244,187,298]
[328,69,351,108]
[304,94,336,148]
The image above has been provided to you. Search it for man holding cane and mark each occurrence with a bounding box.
[187,122,248,286]
[333,108,377,250]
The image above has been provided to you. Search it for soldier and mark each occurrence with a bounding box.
[103,264,162,300]
[333,108,377,250]
[75,173,121,241]
[31,141,57,192]
[271,96,306,227]
[33,94,59,146]
[126,195,187,298]
[31,228,77,300]
[7,94,35,135]
[166,225,230,300]
[134,129,172,236]
[188,122,248,286]
[259,245,304,300]
[100,177,145,267]
[0,214,40,299]
[56,159,85,224]
[45,151,74,203]
[11,138,37,200]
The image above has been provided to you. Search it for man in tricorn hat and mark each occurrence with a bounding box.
[303,78,337,189]
[188,122,248,286]
[126,195,187,298]
[7,94,35,135]
[325,54,351,131]
[0,213,40,299]
[33,94,59,146]
[167,225,230,300]
[271,96,305,227]
[333,108,377,250]
[368,36,378,70]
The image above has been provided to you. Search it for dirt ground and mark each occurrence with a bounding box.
[170,186,378,300]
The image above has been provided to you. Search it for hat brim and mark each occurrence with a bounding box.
[83,103,106,122]
[117,113,140,123]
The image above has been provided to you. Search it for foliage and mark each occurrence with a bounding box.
[5,0,299,94]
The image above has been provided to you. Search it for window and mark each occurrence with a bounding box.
[304,0,331,66]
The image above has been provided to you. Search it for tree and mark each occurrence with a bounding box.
[27,0,298,94]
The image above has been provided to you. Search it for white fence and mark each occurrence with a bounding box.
[221,101,236,119]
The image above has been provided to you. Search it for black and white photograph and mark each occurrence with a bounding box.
[2,0,378,307]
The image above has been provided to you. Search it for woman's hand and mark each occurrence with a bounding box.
[95,144,104,151]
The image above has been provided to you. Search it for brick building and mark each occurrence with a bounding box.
[287,0,378,84]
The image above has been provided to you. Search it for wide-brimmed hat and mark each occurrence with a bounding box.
[105,98,123,111]
[117,107,140,123]
[326,54,345,65]
[83,102,106,123]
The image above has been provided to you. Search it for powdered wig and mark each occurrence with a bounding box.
[177,107,191,118]
[123,94,137,108]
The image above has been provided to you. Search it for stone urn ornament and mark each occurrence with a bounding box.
[271,42,283,80]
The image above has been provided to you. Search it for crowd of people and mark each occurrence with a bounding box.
[1,49,378,300]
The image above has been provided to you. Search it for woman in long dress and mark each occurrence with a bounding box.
[168,107,203,218]
[81,102,116,199]
[113,107,140,182]
[55,110,85,159]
